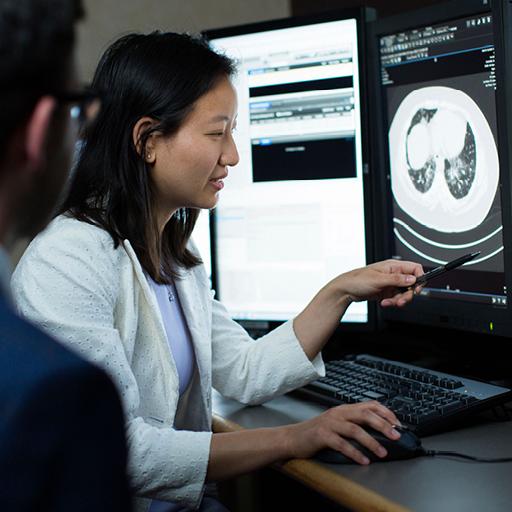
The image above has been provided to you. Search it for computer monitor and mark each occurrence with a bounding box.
[369,0,512,336]
[204,9,376,332]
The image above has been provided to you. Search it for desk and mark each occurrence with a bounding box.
[213,390,512,512]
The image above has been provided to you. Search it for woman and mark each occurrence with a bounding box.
[11,32,422,512]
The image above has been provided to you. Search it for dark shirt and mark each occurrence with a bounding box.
[0,288,132,511]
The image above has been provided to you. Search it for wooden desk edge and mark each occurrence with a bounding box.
[212,414,411,512]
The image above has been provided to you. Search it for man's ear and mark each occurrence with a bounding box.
[25,96,56,172]
[132,116,157,163]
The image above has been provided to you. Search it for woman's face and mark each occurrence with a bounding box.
[148,75,239,225]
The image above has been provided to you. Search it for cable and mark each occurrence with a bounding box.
[422,449,512,463]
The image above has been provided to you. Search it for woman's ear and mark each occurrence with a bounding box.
[132,116,157,163]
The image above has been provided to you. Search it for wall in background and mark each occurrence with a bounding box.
[77,0,290,81]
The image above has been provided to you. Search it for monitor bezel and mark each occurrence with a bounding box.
[367,0,512,337]
[203,7,379,335]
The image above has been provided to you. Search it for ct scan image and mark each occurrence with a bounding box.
[389,85,499,233]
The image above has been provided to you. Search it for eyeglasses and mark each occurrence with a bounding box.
[53,88,102,130]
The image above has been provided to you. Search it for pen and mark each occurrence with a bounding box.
[398,251,481,293]
[414,251,481,287]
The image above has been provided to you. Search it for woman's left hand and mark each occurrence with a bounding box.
[333,259,424,308]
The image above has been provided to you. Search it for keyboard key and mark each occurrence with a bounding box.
[362,390,385,400]
[312,381,339,397]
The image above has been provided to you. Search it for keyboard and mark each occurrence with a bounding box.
[298,354,512,436]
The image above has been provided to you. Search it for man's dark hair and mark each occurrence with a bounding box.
[0,0,84,154]
[59,31,236,283]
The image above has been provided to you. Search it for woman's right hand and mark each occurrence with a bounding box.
[283,401,402,464]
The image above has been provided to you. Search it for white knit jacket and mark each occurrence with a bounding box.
[11,215,325,511]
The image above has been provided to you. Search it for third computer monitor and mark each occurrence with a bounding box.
[205,10,375,330]
[372,0,512,335]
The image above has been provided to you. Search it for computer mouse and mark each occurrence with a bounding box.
[314,426,424,464]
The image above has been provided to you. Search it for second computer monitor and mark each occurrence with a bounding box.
[205,10,374,328]
[371,0,512,335]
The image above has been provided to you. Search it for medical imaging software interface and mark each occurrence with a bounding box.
[210,19,369,323]
[380,12,507,307]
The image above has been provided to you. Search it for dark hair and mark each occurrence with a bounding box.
[60,32,236,282]
[0,0,83,154]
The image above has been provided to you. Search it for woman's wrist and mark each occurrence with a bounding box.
[293,279,354,360]
[280,424,300,460]
[208,426,299,480]
[323,276,354,309]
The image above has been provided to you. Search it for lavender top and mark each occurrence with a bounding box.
[147,276,195,396]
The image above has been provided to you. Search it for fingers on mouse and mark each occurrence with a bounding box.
[315,426,423,465]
